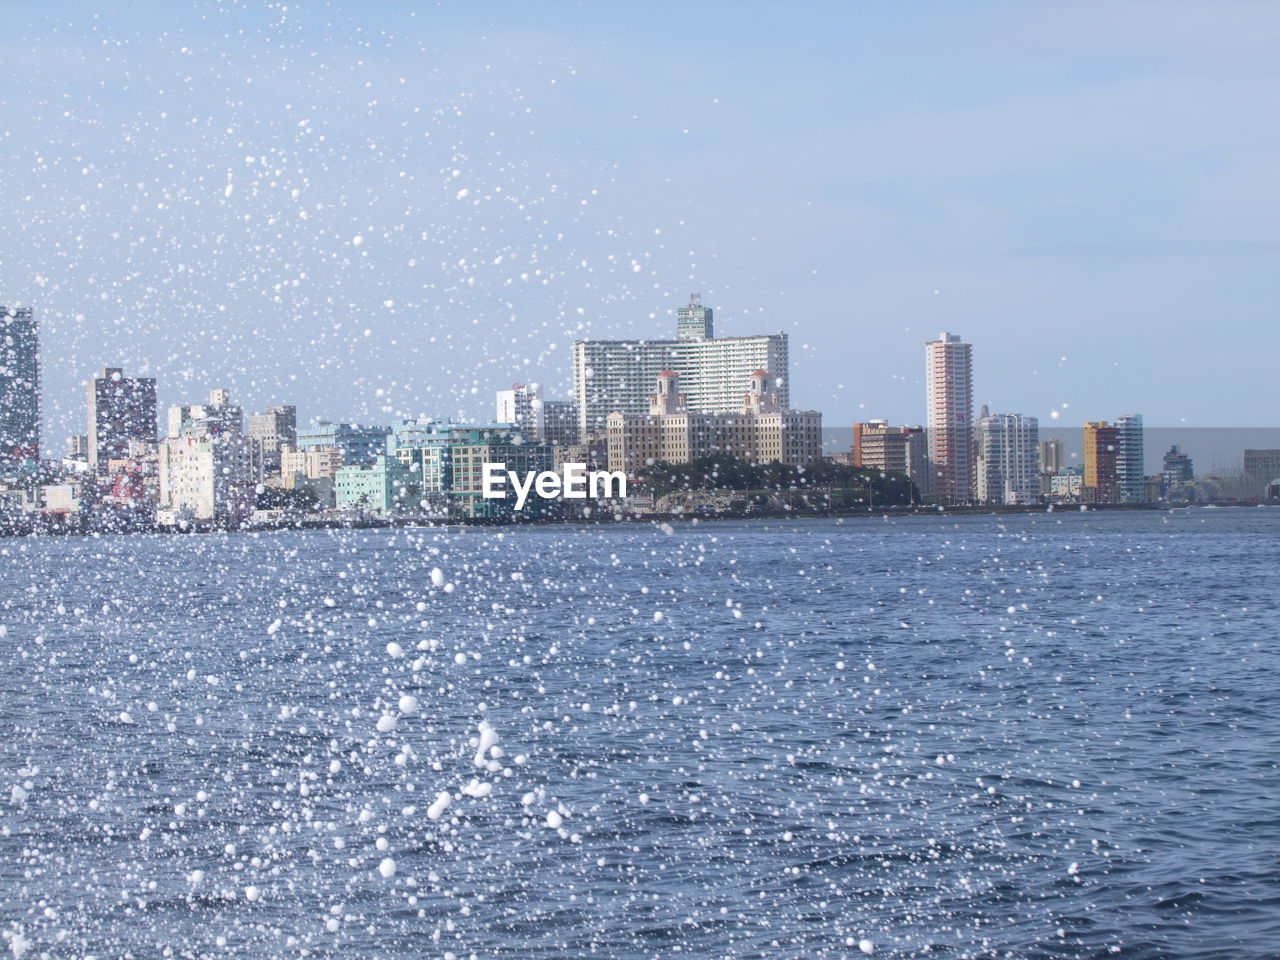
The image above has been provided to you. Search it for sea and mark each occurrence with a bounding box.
[2,507,1278,959]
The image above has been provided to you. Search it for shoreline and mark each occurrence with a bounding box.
[0,500,1267,540]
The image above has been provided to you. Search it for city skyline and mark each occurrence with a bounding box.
[3,2,1279,440]
[4,297,1272,480]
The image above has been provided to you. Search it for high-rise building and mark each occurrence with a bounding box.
[248,405,297,471]
[606,370,821,478]
[1162,445,1194,484]
[676,293,713,340]
[495,383,542,434]
[87,368,157,473]
[1083,421,1121,503]
[925,332,973,503]
[0,306,39,465]
[1116,414,1144,504]
[572,296,789,437]
[852,420,927,492]
[1039,438,1065,475]
[157,434,262,524]
[975,412,1040,505]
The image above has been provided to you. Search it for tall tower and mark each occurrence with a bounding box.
[0,305,39,464]
[1083,421,1120,503]
[925,332,974,503]
[87,368,157,472]
[975,412,1040,505]
[1116,414,1144,504]
[676,294,713,340]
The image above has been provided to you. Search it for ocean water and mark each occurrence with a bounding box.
[2,508,1278,959]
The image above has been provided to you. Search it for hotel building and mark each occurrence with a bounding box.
[606,370,820,478]
[572,295,788,438]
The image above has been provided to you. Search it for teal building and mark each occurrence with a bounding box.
[334,455,418,514]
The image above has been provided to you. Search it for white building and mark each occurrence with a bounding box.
[573,295,789,438]
[925,332,974,503]
[158,434,263,524]
[1116,414,1144,504]
[495,383,578,445]
[495,383,543,436]
[975,411,1040,505]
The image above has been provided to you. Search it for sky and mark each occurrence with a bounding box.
[2,0,1278,448]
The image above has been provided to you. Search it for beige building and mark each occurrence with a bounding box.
[280,444,344,487]
[852,420,927,484]
[606,370,821,477]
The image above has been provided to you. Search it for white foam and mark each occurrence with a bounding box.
[426,791,451,820]
[473,720,500,766]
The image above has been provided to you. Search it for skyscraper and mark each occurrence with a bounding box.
[1116,414,1144,504]
[925,332,973,503]
[0,305,40,464]
[572,295,788,437]
[87,368,157,472]
[975,412,1040,505]
[1083,421,1120,503]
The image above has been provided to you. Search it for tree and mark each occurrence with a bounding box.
[638,456,917,505]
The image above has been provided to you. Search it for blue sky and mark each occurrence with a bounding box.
[3,0,1278,443]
